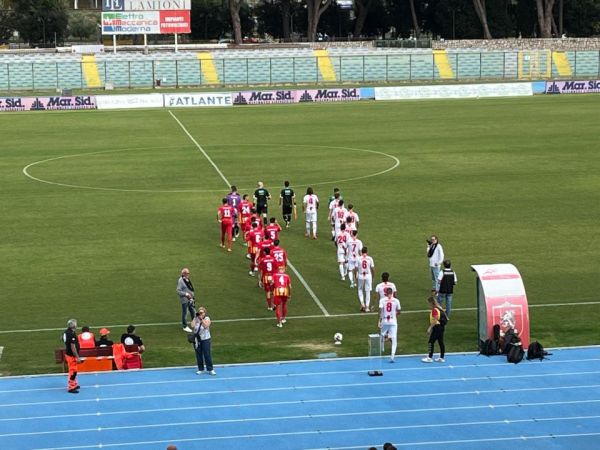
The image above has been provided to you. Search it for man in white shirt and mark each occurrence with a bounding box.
[332,199,349,239]
[379,287,401,362]
[302,187,319,239]
[374,272,397,301]
[357,246,374,312]
[345,230,363,288]
[346,204,359,231]
[427,235,444,290]
[335,223,350,280]
[327,192,341,240]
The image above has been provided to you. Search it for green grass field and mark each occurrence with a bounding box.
[1,95,599,376]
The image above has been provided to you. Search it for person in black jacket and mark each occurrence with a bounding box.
[437,260,457,317]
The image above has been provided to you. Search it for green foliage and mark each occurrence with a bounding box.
[68,11,99,41]
[0,95,599,376]
[11,0,69,45]
[0,8,14,43]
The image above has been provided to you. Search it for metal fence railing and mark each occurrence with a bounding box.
[0,50,599,92]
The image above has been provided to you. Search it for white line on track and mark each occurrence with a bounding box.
[2,357,599,394]
[3,372,600,409]
[27,416,600,449]
[168,110,330,316]
[1,300,598,334]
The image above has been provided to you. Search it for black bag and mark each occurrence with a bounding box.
[506,343,525,364]
[527,341,549,360]
[186,333,195,344]
[493,324,500,341]
[437,308,448,326]
[502,328,520,354]
[480,339,498,356]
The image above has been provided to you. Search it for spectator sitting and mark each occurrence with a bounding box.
[95,328,114,347]
[121,324,145,353]
[78,326,96,349]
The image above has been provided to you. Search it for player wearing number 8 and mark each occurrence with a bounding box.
[378,287,401,363]
[273,265,292,328]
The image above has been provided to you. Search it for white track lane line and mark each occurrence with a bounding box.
[1,300,598,334]
[168,110,329,316]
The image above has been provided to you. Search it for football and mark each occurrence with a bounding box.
[334,332,343,344]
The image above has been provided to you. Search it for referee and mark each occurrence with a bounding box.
[279,180,296,228]
[253,181,271,226]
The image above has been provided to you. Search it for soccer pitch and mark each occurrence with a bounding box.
[1,95,599,375]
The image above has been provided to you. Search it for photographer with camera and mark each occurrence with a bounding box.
[426,235,444,291]
[192,306,215,375]
[176,268,196,333]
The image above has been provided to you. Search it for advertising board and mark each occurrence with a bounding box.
[375,83,533,101]
[102,0,191,11]
[545,80,600,94]
[232,88,361,105]
[164,93,233,107]
[0,96,97,112]
[101,11,190,34]
[96,94,164,110]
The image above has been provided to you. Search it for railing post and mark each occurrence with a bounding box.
[175,60,179,88]
[152,60,155,89]
[56,62,59,90]
[362,55,365,82]
[574,51,577,77]
[246,58,249,86]
[409,54,412,81]
[7,64,10,92]
[31,63,35,91]
[293,57,295,84]
[385,54,388,82]
[269,57,272,84]
[128,61,131,89]
[222,59,226,86]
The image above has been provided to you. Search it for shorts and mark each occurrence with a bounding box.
[273,296,288,306]
[347,259,359,270]
[381,323,397,338]
[357,276,372,292]
[305,211,317,223]
[262,274,274,292]
[257,204,268,215]
[337,249,346,263]
[282,205,293,215]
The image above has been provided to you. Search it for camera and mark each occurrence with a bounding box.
[426,239,432,245]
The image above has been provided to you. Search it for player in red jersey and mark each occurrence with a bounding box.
[265,217,282,242]
[255,232,273,264]
[217,198,236,252]
[250,209,263,231]
[259,248,277,310]
[270,239,287,270]
[238,194,254,237]
[272,265,292,327]
[246,222,262,276]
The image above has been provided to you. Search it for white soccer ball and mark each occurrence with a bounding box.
[334,332,343,344]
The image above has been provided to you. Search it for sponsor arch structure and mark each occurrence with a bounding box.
[471,263,530,349]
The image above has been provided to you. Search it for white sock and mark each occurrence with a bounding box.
[348,271,354,284]
[365,293,370,309]
[339,264,345,278]
[306,222,310,234]
[358,288,364,306]
[391,334,397,359]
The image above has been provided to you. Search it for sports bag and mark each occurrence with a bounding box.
[480,339,498,356]
[526,341,549,360]
[506,343,525,364]
[502,328,520,354]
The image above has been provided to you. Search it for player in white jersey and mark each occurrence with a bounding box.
[379,287,401,362]
[356,247,374,312]
[374,272,397,301]
[344,230,363,288]
[328,192,341,239]
[346,204,359,231]
[335,224,350,281]
[332,200,349,239]
[302,186,319,239]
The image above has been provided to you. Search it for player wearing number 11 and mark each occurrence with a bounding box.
[217,198,236,252]
[379,287,401,363]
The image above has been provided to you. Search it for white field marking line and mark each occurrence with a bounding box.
[5,399,600,439]
[169,109,330,316]
[3,357,600,395]
[21,145,220,193]
[28,415,600,449]
[21,142,399,193]
[314,432,600,450]
[3,397,600,431]
[3,372,600,409]
[3,300,599,334]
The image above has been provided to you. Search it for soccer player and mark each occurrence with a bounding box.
[226,185,242,240]
[259,247,277,310]
[253,181,271,226]
[271,239,288,270]
[346,203,359,231]
[332,199,349,240]
[303,187,319,239]
[279,181,296,228]
[379,287,401,363]
[327,187,342,206]
[265,217,282,242]
[345,230,363,288]
[375,272,398,301]
[327,191,341,239]
[272,265,292,327]
[335,223,350,280]
[246,222,262,275]
[238,194,254,238]
[217,198,236,252]
[255,231,274,268]
[357,246,375,312]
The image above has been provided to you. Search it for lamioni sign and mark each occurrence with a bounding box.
[102,0,191,11]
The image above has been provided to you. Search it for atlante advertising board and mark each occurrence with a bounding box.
[164,93,233,107]
[545,80,600,94]
[102,0,191,11]
[0,96,97,112]
[101,11,190,34]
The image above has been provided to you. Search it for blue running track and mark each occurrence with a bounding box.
[0,346,599,449]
